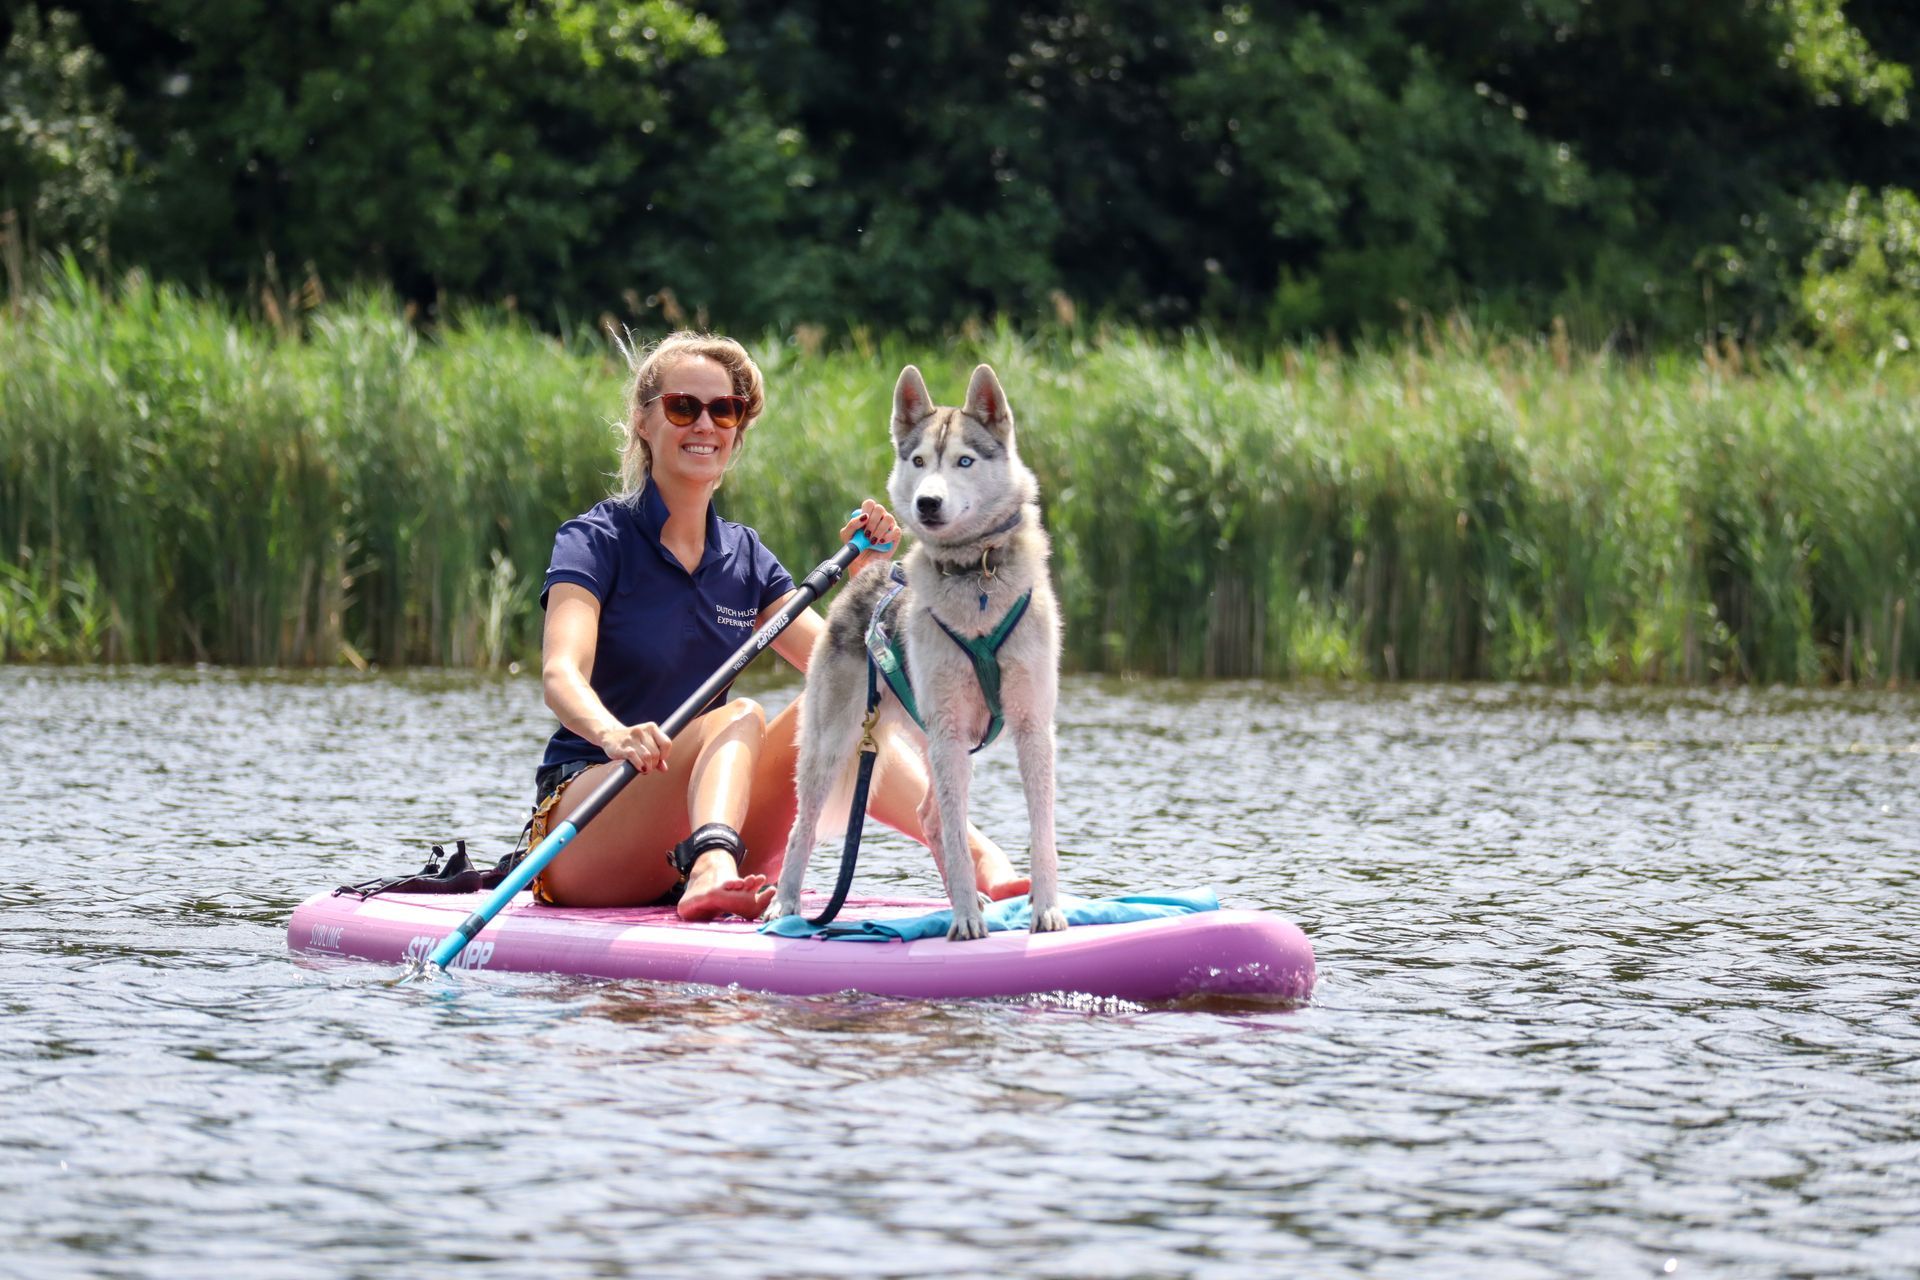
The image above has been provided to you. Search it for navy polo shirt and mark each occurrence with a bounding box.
[539,482,795,769]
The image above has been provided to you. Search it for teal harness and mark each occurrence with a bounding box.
[864,563,1031,752]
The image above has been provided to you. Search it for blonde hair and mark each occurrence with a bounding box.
[615,330,767,497]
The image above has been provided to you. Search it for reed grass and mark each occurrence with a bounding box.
[3,264,1916,683]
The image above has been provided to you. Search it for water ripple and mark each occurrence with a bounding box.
[3,668,1918,1277]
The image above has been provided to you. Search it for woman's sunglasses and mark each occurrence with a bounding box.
[649,392,749,430]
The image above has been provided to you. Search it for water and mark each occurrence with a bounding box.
[4,666,1918,1278]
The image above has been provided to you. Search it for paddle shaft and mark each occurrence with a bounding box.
[426,535,871,970]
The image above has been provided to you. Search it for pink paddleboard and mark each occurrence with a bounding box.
[288,890,1315,1002]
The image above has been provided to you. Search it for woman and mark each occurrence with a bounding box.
[530,331,1030,920]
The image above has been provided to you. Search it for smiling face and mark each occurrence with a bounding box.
[637,354,739,492]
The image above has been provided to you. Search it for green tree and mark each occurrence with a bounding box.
[0,7,128,259]
[90,0,743,319]
[7,0,1918,341]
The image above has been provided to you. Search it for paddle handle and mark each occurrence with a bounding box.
[846,508,895,554]
[426,532,876,970]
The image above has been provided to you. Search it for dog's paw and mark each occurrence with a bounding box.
[764,893,801,922]
[947,907,990,942]
[1030,902,1069,934]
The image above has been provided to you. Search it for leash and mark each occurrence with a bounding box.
[806,659,885,928]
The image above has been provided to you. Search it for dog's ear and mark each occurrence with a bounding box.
[962,364,1012,439]
[892,365,934,443]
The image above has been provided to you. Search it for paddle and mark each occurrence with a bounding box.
[417,519,889,975]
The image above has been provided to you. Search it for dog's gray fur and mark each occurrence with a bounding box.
[768,364,1066,939]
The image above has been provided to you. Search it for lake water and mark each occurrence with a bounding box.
[3,666,1917,1278]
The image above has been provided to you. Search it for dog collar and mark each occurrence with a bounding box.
[927,508,1026,580]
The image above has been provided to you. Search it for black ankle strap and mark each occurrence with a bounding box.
[667,822,744,880]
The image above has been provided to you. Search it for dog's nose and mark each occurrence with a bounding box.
[916,494,943,519]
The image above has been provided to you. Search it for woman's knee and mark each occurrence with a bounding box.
[720,696,767,742]
[696,696,767,759]
[686,696,765,741]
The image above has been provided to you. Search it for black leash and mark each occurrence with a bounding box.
[806,656,885,927]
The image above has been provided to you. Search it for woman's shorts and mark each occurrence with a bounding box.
[523,759,597,905]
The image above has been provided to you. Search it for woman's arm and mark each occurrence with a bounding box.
[767,595,824,672]
[764,498,900,671]
[543,582,673,772]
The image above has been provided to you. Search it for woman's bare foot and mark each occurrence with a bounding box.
[678,852,775,921]
[970,836,1031,901]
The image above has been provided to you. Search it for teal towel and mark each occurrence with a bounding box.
[760,889,1221,942]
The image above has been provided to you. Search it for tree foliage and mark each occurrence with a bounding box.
[1,0,1916,346]
[0,7,127,255]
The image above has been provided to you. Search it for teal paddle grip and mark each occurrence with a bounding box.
[848,508,896,553]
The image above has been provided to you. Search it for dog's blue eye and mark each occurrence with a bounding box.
[957,457,974,468]
[912,455,924,468]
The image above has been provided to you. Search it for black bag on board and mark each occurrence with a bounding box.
[334,840,526,900]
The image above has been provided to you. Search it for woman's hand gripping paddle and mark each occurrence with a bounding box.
[409,515,894,978]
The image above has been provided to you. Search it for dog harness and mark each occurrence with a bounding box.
[864,563,1032,753]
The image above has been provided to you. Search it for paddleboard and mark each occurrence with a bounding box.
[288,890,1315,1002]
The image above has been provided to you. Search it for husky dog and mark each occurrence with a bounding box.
[768,364,1066,940]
